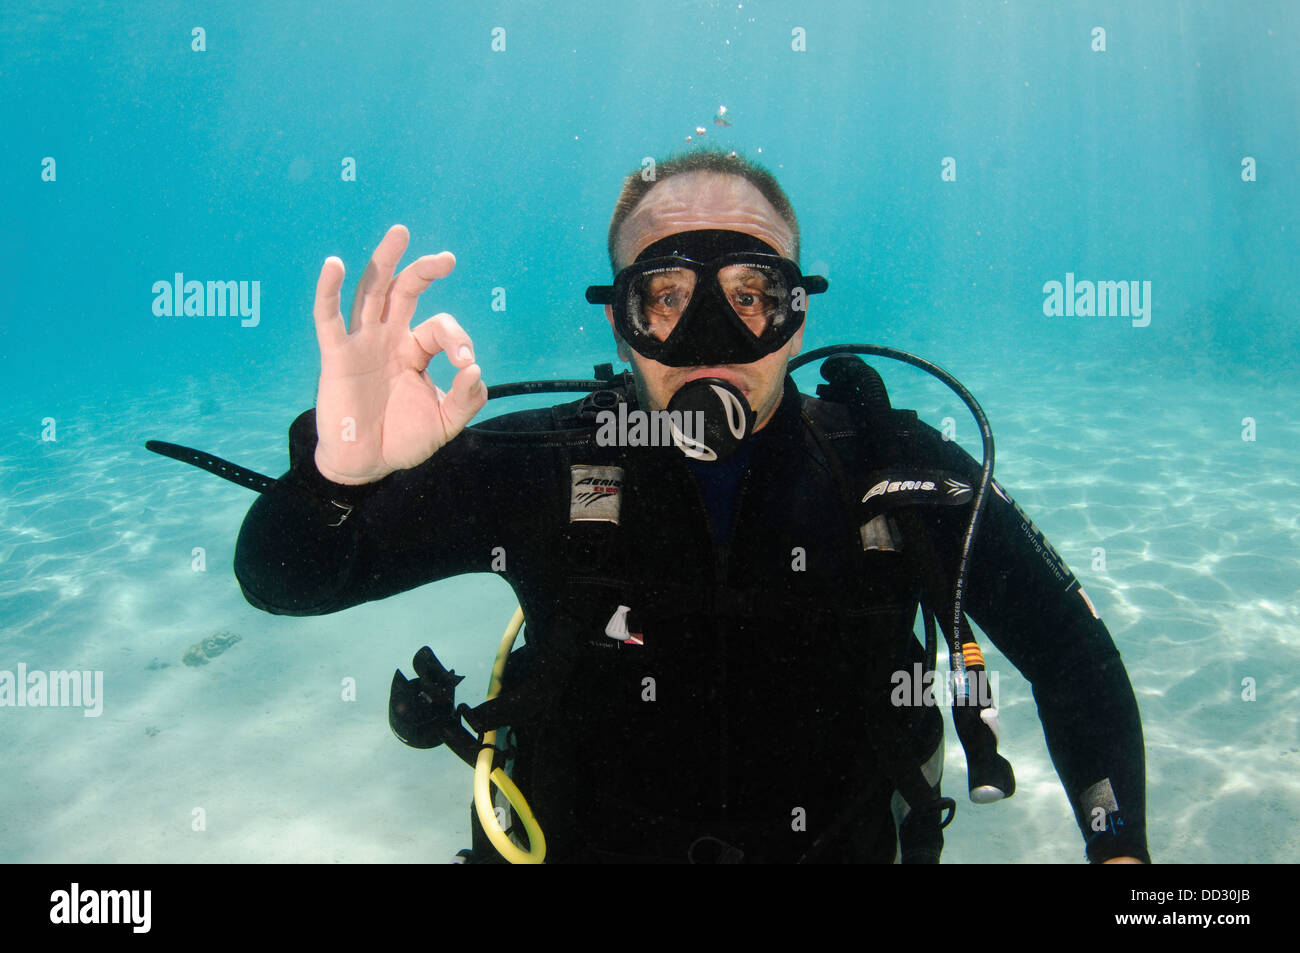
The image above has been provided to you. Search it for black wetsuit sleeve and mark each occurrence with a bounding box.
[909,422,1151,864]
[233,408,555,617]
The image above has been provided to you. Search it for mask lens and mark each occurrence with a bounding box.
[717,262,790,337]
[628,266,697,342]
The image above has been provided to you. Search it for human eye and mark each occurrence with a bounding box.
[727,281,773,316]
[645,272,691,313]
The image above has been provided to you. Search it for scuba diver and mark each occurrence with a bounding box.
[153,150,1149,863]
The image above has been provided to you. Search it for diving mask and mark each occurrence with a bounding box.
[585,229,828,367]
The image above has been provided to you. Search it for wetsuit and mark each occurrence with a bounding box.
[234,375,1150,863]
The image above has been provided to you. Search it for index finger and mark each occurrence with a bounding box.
[409,312,476,369]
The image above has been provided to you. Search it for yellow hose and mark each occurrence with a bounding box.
[472,606,547,864]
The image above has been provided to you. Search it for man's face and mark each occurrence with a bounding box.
[606,171,806,432]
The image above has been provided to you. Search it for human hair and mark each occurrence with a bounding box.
[607,148,801,273]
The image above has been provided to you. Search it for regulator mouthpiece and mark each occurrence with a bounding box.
[666,377,755,462]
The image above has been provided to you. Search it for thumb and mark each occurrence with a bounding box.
[438,362,487,437]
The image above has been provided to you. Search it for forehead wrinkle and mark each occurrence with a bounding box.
[617,182,795,264]
[620,219,793,265]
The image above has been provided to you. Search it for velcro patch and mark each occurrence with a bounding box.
[859,514,899,552]
[570,465,624,523]
[1079,777,1119,816]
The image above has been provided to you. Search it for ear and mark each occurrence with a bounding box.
[606,305,631,362]
[789,321,806,359]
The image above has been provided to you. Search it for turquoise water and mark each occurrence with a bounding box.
[2,1,1298,863]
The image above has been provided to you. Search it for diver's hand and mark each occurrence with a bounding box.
[311,224,487,485]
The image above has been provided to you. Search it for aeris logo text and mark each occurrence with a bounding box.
[862,478,937,502]
[572,476,621,507]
